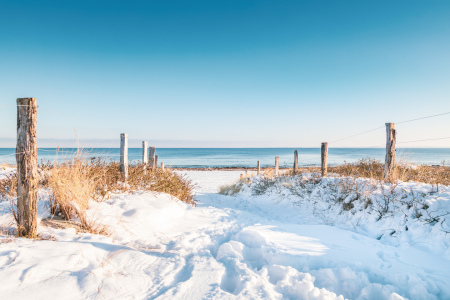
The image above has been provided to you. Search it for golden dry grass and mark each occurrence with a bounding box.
[1,152,196,235]
[330,158,450,185]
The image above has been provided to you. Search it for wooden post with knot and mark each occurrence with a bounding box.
[16,98,38,237]
[384,123,396,182]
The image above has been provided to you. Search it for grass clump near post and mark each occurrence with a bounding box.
[1,151,196,236]
[330,158,450,186]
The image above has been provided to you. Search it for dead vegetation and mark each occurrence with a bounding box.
[1,154,196,236]
[329,158,450,186]
[219,158,450,225]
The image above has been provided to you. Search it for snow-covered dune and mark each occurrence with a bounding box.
[0,170,449,299]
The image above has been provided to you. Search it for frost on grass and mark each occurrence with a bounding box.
[220,170,450,248]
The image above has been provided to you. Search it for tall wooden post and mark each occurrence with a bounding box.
[293,150,299,174]
[321,142,328,177]
[16,98,38,237]
[384,123,396,182]
[142,141,148,164]
[275,156,279,176]
[148,147,156,169]
[142,141,148,175]
[120,133,128,180]
[155,155,159,169]
[257,161,261,175]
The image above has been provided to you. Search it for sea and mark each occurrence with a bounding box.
[1,148,449,168]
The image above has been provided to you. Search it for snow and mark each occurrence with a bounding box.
[1,170,449,299]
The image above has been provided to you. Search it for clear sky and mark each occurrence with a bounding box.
[0,0,449,148]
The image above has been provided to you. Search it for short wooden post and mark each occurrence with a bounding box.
[275,156,279,176]
[16,98,38,237]
[321,142,328,177]
[293,150,299,174]
[120,133,128,180]
[384,123,396,182]
[161,162,165,171]
[155,155,159,169]
[148,147,156,169]
[257,161,261,175]
[240,174,244,180]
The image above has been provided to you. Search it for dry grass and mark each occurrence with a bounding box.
[330,158,450,185]
[40,156,196,233]
[1,152,196,236]
[0,173,17,201]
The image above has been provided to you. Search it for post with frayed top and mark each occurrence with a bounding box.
[16,98,38,237]
[294,150,299,174]
[275,156,279,176]
[257,161,261,175]
[148,147,156,169]
[120,133,128,180]
[321,142,328,177]
[384,123,396,182]
[155,155,159,169]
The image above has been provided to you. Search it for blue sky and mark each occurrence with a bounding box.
[0,0,449,148]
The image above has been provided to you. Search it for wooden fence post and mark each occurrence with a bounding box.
[294,150,298,174]
[142,141,148,164]
[161,162,165,171]
[275,156,279,176]
[384,123,396,182]
[240,174,244,180]
[321,142,328,177]
[148,147,156,169]
[16,98,38,237]
[120,133,128,180]
[142,141,148,174]
[257,161,261,175]
[155,155,159,169]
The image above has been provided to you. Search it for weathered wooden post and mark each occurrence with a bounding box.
[275,156,279,176]
[142,141,148,164]
[240,174,244,180]
[142,141,148,174]
[293,150,299,174]
[148,147,156,169]
[161,162,165,171]
[120,133,128,180]
[16,98,38,237]
[384,123,396,182]
[257,161,261,175]
[155,155,159,169]
[321,142,328,177]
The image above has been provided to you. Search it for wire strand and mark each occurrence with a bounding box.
[396,136,450,144]
[396,111,450,125]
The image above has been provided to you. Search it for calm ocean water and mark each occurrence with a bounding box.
[1,148,449,168]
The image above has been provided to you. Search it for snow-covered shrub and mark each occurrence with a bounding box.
[0,173,16,202]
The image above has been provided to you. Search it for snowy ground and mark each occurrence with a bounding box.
[0,170,449,299]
